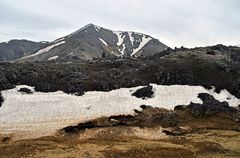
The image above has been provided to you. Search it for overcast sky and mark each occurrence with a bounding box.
[0,0,239,47]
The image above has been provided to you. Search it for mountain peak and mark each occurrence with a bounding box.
[82,23,99,29]
[85,23,99,27]
[69,23,101,37]
[16,24,168,62]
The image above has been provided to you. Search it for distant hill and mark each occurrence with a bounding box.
[0,40,48,61]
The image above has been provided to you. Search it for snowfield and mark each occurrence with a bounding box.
[48,56,59,60]
[114,31,124,46]
[98,38,108,46]
[131,35,151,56]
[21,41,65,59]
[0,84,239,140]
[114,31,152,56]
[53,37,65,43]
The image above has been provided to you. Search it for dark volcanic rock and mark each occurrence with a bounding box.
[187,93,238,117]
[0,93,3,107]
[206,51,217,55]
[64,121,100,134]
[62,105,180,134]
[0,44,239,99]
[62,102,240,135]
[162,126,191,136]
[18,88,33,94]
[174,105,187,111]
[132,85,154,99]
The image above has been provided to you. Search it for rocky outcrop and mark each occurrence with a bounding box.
[179,93,239,117]
[132,85,154,99]
[0,93,3,107]
[62,102,240,135]
[63,105,179,134]
[174,93,240,123]
[18,88,33,94]
[0,45,239,99]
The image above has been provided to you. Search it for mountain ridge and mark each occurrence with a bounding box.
[17,24,168,62]
[0,40,48,62]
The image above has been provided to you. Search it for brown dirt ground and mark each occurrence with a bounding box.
[0,126,240,158]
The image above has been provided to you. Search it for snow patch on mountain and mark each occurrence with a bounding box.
[131,36,151,56]
[48,56,59,60]
[114,31,153,56]
[54,37,65,43]
[98,38,108,46]
[21,41,65,59]
[115,31,124,46]
[129,32,135,46]
[114,31,126,55]
[94,25,101,32]
[120,44,126,55]
[111,51,121,56]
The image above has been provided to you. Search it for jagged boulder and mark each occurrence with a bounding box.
[132,85,154,99]
[187,93,238,117]
[0,93,3,107]
[18,88,33,94]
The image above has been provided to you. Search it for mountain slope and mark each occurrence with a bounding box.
[19,24,168,62]
[0,40,48,62]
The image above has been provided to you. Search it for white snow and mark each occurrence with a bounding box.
[111,51,121,56]
[115,31,124,46]
[120,44,126,55]
[114,31,126,56]
[68,52,74,56]
[208,88,240,106]
[129,32,135,46]
[21,41,65,59]
[98,38,108,46]
[114,31,152,56]
[114,31,126,55]
[0,84,239,140]
[48,56,59,60]
[131,35,151,56]
[53,37,65,43]
[94,25,101,32]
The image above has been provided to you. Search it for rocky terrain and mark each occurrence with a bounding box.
[0,44,240,157]
[0,44,239,98]
[0,40,48,62]
[0,99,240,158]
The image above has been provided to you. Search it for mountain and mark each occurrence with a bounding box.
[0,40,48,62]
[18,24,168,62]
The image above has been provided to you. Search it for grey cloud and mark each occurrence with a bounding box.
[0,0,239,47]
